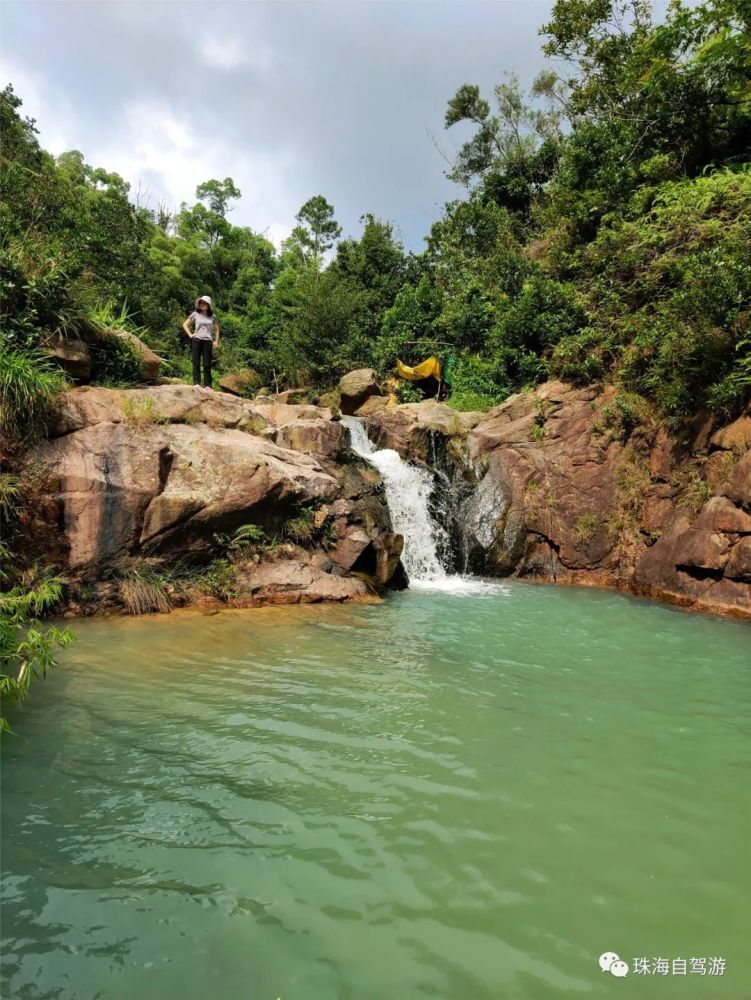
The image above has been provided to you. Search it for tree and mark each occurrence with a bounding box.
[195,177,241,218]
[444,74,563,205]
[542,0,751,181]
[268,265,360,384]
[294,195,342,264]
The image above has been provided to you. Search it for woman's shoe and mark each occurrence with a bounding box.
[204,385,214,392]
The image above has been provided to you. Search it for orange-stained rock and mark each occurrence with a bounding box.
[725,537,751,582]
[710,414,751,453]
[362,381,751,619]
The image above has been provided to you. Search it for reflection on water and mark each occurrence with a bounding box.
[2,584,750,999]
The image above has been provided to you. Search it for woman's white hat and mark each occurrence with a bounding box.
[196,294,213,306]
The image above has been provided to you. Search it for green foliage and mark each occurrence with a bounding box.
[195,558,238,602]
[90,332,147,387]
[0,475,22,525]
[1,0,749,424]
[0,348,67,443]
[444,73,563,211]
[223,523,270,553]
[447,353,509,408]
[0,570,74,732]
[395,382,424,404]
[573,513,598,543]
[292,195,342,264]
[120,395,165,426]
[556,168,751,415]
[267,264,362,384]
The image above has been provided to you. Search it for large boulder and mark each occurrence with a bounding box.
[276,388,312,405]
[218,369,262,397]
[232,548,376,605]
[362,399,483,458]
[27,385,406,605]
[114,331,161,382]
[49,384,339,437]
[31,421,339,571]
[339,369,382,415]
[43,335,91,381]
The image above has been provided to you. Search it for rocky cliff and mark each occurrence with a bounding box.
[361,382,751,620]
[22,385,405,612]
[19,379,751,619]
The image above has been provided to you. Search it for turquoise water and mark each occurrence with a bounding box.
[2,583,750,1000]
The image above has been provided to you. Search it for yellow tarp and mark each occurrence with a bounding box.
[396,356,441,381]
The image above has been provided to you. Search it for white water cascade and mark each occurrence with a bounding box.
[343,417,493,594]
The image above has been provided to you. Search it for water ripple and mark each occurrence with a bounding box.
[2,587,750,999]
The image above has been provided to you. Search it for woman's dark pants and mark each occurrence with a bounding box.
[191,338,213,387]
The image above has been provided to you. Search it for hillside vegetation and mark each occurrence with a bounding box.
[2,0,749,430]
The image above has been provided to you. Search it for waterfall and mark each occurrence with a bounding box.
[343,417,493,593]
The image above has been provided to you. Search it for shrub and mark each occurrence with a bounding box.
[447,390,497,412]
[89,332,146,387]
[395,381,423,403]
[572,169,751,417]
[496,274,586,354]
[551,329,607,385]
[574,514,598,543]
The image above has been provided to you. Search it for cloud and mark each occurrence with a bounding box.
[1,0,559,250]
[200,37,248,71]
[89,99,298,245]
[0,55,74,156]
[200,35,273,72]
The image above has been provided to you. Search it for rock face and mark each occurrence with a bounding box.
[25,385,405,608]
[20,380,751,620]
[361,399,483,457]
[218,368,262,397]
[43,335,91,381]
[339,369,382,415]
[365,383,751,620]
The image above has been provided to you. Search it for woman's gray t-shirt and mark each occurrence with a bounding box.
[190,311,215,340]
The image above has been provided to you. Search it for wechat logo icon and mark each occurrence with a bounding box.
[599,952,629,977]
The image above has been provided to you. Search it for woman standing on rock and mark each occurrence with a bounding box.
[183,295,220,390]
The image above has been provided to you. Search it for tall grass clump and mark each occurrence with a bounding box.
[0,347,67,443]
[116,561,173,615]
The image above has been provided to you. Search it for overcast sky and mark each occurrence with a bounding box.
[2,1,561,250]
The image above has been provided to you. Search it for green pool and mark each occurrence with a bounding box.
[2,583,749,999]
